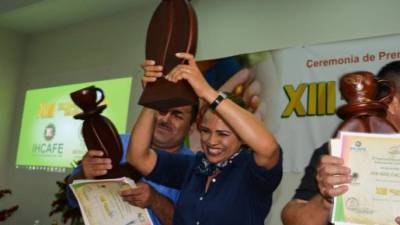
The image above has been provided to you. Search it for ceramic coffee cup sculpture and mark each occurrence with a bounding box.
[334,71,398,135]
[70,86,104,112]
[71,86,141,180]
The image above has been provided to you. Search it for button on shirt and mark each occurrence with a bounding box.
[146,147,283,225]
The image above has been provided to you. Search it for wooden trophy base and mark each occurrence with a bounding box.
[139,77,197,110]
[334,116,398,135]
[334,101,398,136]
[336,101,387,120]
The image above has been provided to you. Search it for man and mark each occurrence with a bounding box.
[66,60,198,225]
[281,61,400,225]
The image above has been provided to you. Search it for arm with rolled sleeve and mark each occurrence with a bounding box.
[145,149,195,189]
[247,148,283,193]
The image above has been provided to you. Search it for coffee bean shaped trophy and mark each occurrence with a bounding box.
[70,86,141,181]
[333,71,398,136]
[138,0,198,110]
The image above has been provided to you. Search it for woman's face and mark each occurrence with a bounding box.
[198,110,242,164]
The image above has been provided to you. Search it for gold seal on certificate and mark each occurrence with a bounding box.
[331,132,400,225]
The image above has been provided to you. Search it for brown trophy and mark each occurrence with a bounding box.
[334,71,398,136]
[71,86,141,181]
[138,0,198,110]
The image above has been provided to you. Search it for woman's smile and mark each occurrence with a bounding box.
[206,147,223,156]
[199,110,242,164]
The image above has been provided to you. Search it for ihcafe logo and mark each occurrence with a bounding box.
[44,124,56,141]
[345,197,359,210]
[350,140,367,152]
[32,123,63,155]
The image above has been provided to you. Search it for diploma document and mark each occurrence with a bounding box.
[332,132,400,225]
[70,177,153,225]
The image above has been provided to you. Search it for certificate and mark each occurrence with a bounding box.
[70,177,153,225]
[331,132,400,225]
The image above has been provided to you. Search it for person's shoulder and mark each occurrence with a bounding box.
[178,146,195,156]
[302,142,330,167]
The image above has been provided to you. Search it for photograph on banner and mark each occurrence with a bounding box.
[194,33,400,172]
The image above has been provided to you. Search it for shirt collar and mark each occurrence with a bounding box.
[194,146,248,176]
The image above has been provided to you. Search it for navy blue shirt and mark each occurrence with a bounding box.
[146,148,283,225]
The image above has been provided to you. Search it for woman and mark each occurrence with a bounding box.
[126,53,282,225]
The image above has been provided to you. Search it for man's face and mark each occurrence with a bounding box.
[387,94,400,131]
[152,105,193,152]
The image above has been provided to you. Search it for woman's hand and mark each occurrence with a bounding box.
[165,53,215,100]
[141,60,163,87]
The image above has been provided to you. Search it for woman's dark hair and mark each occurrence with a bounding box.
[196,92,247,128]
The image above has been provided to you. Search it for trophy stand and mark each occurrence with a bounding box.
[71,86,141,181]
[334,71,398,136]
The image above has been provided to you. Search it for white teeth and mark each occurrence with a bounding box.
[208,148,222,155]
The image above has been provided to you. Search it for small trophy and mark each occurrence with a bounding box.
[334,71,398,135]
[70,86,141,180]
[138,0,198,110]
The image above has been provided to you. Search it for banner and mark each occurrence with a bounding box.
[197,34,400,172]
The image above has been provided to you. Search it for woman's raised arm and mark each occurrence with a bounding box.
[166,53,280,169]
[127,60,163,175]
[127,107,158,175]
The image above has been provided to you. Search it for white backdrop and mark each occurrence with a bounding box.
[251,34,400,172]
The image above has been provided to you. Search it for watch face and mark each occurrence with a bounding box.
[210,93,226,110]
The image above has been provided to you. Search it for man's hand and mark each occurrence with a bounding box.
[218,68,264,121]
[141,60,163,87]
[395,216,400,224]
[81,150,112,179]
[316,155,352,203]
[120,182,158,209]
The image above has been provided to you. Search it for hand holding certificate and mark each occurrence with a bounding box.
[70,177,153,225]
[331,132,400,225]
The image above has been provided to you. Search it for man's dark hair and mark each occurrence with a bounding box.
[195,91,247,129]
[377,61,400,95]
[190,101,199,124]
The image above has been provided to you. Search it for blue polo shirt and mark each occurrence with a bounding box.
[66,134,193,225]
[146,147,283,225]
